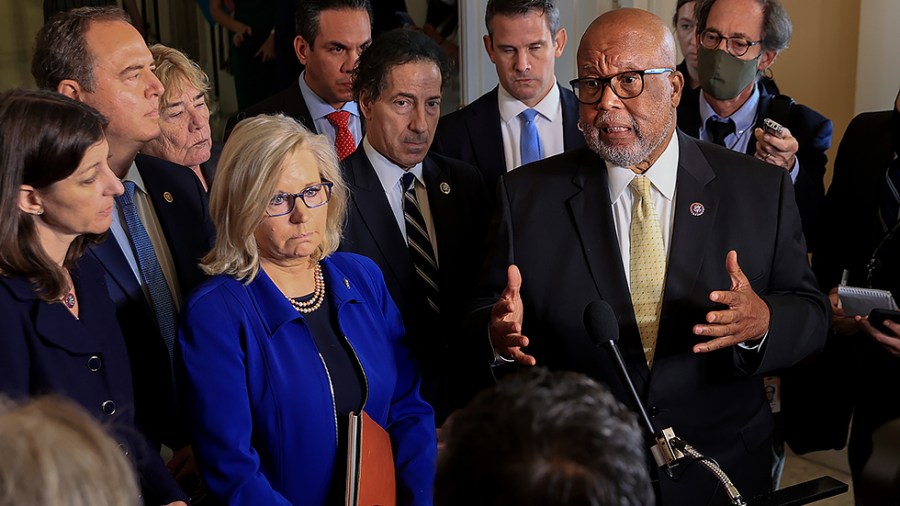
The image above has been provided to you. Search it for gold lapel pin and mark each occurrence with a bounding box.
[163,191,174,203]
[343,278,351,289]
[439,182,451,194]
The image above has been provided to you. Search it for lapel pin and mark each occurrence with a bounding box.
[163,191,174,203]
[343,278,350,289]
[439,182,451,194]
[690,202,705,217]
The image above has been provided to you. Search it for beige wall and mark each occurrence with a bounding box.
[772,0,861,189]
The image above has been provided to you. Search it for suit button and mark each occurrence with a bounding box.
[101,400,116,415]
[649,406,659,417]
[87,355,102,371]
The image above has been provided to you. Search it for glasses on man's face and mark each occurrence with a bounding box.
[265,181,334,217]
[698,29,761,57]
[569,68,674,104]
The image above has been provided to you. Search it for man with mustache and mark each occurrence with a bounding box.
[223,0,372,162]
[432,0,584,193]
[676,0,831,253]
[473,8,828,504]
[339,29,494,426]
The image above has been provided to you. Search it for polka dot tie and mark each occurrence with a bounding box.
[325,110,355,160]
[629,176,666,368]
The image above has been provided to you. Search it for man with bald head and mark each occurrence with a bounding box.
[472,8,827,503]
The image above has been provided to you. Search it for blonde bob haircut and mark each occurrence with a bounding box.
[202,114,347,282]
[149,44,211,108]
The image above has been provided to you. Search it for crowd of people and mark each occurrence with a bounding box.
[0,0,897,505]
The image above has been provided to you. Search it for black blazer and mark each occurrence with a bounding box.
[339,149,494,422]
[473,133,829,504]
[88,153,214,449]
[677,84,833,252]
[223,80,315,142]
[0,255,187,504]
[432,84,586,194]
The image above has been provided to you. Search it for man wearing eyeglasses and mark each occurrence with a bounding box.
[677,0,832,253]
[472,7,828,504]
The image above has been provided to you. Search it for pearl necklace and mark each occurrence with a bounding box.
[286,263,326,314]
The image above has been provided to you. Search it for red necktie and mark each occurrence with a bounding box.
[325,110,355,160]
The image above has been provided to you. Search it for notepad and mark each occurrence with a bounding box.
[838,285,899,316]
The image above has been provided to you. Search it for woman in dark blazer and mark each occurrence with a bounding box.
[0,89,188,506]
[176,114,436,505]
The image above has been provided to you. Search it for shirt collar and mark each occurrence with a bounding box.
[123,160,147,194]
[606,130,679,204]
[362,137,424,193]
[497,79,561,124]
[699,82,760,135]
[298,71,360,121]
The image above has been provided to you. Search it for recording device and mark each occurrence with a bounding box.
[583,301,747,506]
[762,118,784,138]
[868,308,900,334]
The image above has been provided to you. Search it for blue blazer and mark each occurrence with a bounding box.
[177,252,437,506]
[0,255,186,504]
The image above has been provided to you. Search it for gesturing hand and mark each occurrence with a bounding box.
[693,250,770,352]
[489,265,536,366]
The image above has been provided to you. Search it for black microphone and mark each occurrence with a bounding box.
[583,300,657,438]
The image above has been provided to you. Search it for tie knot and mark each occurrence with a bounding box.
[401,172,416,194]
[326,110,351,128]
[519,108,539,124]
[116,180,137,207]
[705,117,735,146]
[630,175,653,198]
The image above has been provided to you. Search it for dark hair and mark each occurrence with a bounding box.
[436,368,654,506]
[0,89,108,301]
[32,6,130,91]
[353,29,452,103]
[294,0,372,46]
[485,0,560,37]
[695,0,792,52]
[672,0,695,26]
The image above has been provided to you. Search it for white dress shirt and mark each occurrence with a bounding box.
[497,81,565,172]
[362,138,439,265]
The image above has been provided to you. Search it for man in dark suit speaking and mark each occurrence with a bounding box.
[432,0,584,192]
[476,8,828,505]
[340,30,493,425]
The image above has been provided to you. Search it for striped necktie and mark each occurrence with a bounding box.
[629,176,666,367]
[401,172,440,315]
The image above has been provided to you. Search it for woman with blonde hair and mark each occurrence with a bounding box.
[177,114,436,505]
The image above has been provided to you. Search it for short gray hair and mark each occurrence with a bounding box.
[695,0,792,52]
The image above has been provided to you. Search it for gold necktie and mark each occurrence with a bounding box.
[629,176,666,367]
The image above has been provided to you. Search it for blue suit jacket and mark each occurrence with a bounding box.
[0,255,186,504]
[88,153,214,449]
[432,84,586,194]
[177,253,437,506]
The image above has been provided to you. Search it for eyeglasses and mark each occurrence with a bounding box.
[698,29,761,57]
[265,182,334,217]
[569,68,674,104]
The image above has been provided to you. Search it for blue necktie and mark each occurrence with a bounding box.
[519,108,543,166]
[116,181,177,365]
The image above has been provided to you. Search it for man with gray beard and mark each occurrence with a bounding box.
[470,8,828,505]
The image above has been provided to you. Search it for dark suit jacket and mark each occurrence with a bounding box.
[811,109,900,484]
[432,84,586,194]
[473,133,829,504]
[88,153,214,449]
[0,255,187,504]
[339,149,494,423]
[677,84,832,252]
[223,80,315,142]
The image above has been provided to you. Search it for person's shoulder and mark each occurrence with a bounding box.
[426,151,479,173]
[439,88,498,125]
[509,146,596,181]
[183,274,244,311]
[846,109,893,134]
[685,133,785,184]
[135,153,199,184]
[324,253,385,293]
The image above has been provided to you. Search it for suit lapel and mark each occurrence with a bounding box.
[346,151,412,292]
[566,150,650,384]
[658,134,718,358]
[468,88,507,182]
[89,238,147,307]
[422,156,457,275]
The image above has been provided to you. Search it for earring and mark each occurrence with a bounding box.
[35,209,43,215]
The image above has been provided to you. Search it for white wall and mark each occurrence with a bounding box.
[854,0,900,115]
